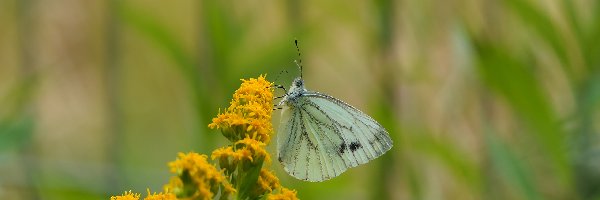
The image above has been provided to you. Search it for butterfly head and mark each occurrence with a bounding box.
[277,77,306,107]
[289,77,306,93]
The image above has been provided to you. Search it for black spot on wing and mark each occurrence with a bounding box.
[339,142,347,154]
[349,142,362,152]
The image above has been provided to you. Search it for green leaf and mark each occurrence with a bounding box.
[237,157,264,200]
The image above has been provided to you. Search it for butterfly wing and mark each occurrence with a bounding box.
[277,92,393,182]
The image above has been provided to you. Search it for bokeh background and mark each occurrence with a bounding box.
[1,0,600,199]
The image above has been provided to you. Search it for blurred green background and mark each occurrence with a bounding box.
[1,0,600,199]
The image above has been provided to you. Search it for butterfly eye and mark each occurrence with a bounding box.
[294,79,304,87]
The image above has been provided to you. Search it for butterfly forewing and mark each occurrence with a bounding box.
[277,91,393,182]
[278,104,341,181]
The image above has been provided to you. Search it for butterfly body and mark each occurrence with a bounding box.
[277,77,393,182]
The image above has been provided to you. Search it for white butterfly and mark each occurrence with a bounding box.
[275,46,393,182]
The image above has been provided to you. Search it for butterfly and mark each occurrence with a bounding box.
[274,40,393,182]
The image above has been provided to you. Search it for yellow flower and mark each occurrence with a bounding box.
[209,75,274,143]
[253,169,281,196]
[236,137,271,163]
[167,152,236,199]
[111,191,140,200]
[143,189,176,200]
[267,188,299,200]
[211,137,272,177]
[163,177,183,197]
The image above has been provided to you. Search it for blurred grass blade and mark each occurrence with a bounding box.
[583,2,600,70]
[115,3,202,99]
[116,3,213,151]
[502,0,571,75]
[116,3,196,73]
[573,70,600,198]
[577,71,600,123]
[0,76,37,151]
[473,40,571,185]
[412,133,481,190]
[200,1,241,80]
[485,131,540,200]
[0,116,34,151]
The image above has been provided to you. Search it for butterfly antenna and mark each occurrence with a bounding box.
[294,39,303,79]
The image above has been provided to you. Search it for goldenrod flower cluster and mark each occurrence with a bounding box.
[254,169,281,195]
[111,75,297,200]
[166,152,236,199]
[208,75,297,200]
[209,75,274,143]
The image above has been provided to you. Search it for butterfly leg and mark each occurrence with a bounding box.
[274,95,287,100]
[272,107,283,111]
[272,84,287,93]
[272,84,288,100]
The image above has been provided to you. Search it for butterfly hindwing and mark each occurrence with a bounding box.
[277,91,393,182]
